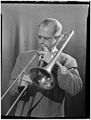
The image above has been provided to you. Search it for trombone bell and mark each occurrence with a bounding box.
[29,68,55,90]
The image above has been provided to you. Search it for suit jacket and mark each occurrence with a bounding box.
[9,50,83,117]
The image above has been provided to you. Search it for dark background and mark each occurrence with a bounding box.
[1,2,89,118]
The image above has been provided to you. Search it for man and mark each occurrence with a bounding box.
[9,18,83,117]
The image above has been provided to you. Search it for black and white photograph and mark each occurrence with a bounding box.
[1,1,90,119]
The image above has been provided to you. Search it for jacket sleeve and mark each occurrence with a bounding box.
[8,54,23,96]
[57,53,83,96]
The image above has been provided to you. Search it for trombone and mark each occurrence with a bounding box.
[1,30,74,116]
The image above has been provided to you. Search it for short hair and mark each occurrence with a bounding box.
[38,18,62,37]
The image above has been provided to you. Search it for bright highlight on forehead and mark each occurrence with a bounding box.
[38,23,57,37]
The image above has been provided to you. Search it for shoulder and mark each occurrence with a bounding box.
[59,52,77,69]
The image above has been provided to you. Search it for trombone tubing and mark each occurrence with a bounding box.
[6,84,28,116]
[1,54,37,101]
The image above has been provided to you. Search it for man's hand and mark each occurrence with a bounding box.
[56,61,68,75]
[18,72,33,87]
[39,44,53,63]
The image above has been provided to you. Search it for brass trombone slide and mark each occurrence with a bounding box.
[5,84,28,116]
[1,54,37,101]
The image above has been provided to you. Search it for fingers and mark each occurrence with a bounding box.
[20,80,28,86]
[41,44,49,52]
[39,45,50,55]
[22,74,32,83]
[18,73,32,87]
[39,51,46,55]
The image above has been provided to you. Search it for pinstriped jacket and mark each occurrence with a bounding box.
[9,50,83,117]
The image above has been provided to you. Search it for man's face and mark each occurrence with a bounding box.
[37,24,56,51]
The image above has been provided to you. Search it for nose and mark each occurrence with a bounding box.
[39,37,45,44]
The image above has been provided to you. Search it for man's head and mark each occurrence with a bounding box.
[37,18,62,51]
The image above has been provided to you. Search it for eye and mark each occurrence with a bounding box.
[44,37,48,40]
[44,37,51,41]
[38,35,42,39]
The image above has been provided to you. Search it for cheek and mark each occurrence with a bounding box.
[50,40,55,46]
[38,38,42,44]
[47,41,52,47]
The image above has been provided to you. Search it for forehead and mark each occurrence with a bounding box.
[38,23,56,37]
